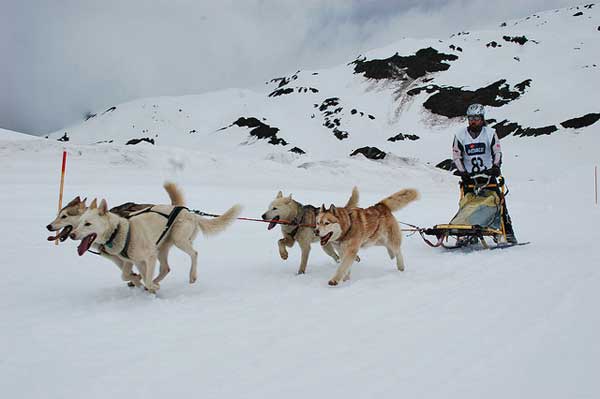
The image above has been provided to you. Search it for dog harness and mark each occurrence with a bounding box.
[288,204,318,238]
[101,206,188,258]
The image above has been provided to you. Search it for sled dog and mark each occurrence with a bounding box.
[315,188,419,286]
[46,182,184,287]
[262,187,359,274]
[69,196,242,293]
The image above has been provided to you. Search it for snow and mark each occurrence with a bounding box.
[2,4,600,399]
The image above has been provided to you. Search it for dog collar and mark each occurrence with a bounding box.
[105,224,120,249]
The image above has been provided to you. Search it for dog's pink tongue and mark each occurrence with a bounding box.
[77,234,96,256]
[320,232,333,246]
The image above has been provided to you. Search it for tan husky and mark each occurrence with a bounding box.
[70,196,242,293]
[262,187,359,274]
[315,188,419,286]
[46,182,184,287]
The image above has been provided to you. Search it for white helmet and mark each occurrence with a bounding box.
[466,103,485,118]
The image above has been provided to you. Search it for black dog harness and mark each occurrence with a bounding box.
[101,206,188,258]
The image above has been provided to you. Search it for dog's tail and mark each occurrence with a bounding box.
[377,189,419,212]
[344,186,359,208]
[164,181,185,206]
[195,204,243,236]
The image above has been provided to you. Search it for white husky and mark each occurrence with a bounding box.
[46,182,184,287]
[70,197,242,293]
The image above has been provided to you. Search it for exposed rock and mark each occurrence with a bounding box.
[492,120,523,139]
[486,41,501,48]
[352,47,458,80]
[350,146,386,160]
[333,128,349,140]
[573,11,584,16]
[503,35,529,45]
[102,106,116,114]
[410,79,531,118]
[231,117,288,145]
[560,113,600,129]
[513,125,558,137]
[268,86,319,97]
[388,133,420,142]
[319,97,340,112]
[126,137,155,145]
[268,88,294,97]
[57,132,69,142]
[289,147,306,155]
[514,79,532,93]
[436,159,455,171]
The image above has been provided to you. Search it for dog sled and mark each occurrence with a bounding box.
[419,174,529,250]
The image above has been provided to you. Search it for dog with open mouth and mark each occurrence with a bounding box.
[315,188,419,286]
[262,187,359,275]
[70,195,242,293]
[46,182,184,287]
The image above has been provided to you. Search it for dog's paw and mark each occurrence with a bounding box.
[279,250,289,260]
[328,279,339,286]
[297,270,305,275]
[127,281,135,288]
[355,255,361,262]
[189,275,197,284]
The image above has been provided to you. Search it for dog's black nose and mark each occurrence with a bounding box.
[69,233,76,240]
[315,229,320,236]
[261,213,267,220]
[46,224,53,231]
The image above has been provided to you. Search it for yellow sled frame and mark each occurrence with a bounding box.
[421,176,508,249]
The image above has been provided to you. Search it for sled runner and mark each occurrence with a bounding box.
[419,174,529,250]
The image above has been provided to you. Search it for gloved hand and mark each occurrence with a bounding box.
[485,165,501,177]
[453,169,470,179]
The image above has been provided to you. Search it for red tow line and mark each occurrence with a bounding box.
[193,210,420,232]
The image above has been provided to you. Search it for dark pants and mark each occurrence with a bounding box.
[461,177,515,236]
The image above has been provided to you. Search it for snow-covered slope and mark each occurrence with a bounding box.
[2,4,600,399]
[48,4,599,169]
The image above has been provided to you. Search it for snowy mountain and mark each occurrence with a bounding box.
[2,4,600,399]
[47,4,599,170]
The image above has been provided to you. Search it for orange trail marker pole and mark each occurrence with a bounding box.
[55,150,67,245]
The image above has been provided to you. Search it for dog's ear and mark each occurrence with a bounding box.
[320,204,326,212]
[276,191,283,199]
[89,198,97,209]
[99,199,108,215]
[330,204,337,215]
[79,197,87,211]
[66,196,80,207]
[287,193,293,200]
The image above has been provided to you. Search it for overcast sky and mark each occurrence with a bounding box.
[1,0,577,135]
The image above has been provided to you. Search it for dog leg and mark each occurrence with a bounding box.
[386,247,395,259]
[297,241,311,274]
[321,243,340,263]
[335,243,359,263]
[343,270,351,282]
[174,240,198,284]
[386,233,404,271]
[141,256,159,293]
[278,236,294,260]
[122,262,142,287]
[102,252,140,286]
[153,243,173,286]
[329,244,359,286]
[395,247,405,271]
